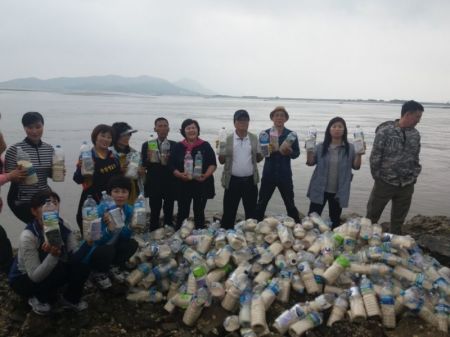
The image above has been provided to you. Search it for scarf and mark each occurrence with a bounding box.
[181,138,205,153]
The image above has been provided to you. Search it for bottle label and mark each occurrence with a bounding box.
[307,312,322,326]
[43,211,59,228]
[138,263,150,275]
[379,295,395,305]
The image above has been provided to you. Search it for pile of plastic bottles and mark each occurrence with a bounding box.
[124,214,450,336]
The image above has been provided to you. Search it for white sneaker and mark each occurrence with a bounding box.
[28,297,51,315]
[109,267,128,284]
[91,272,112,289]
[59,295,88,312]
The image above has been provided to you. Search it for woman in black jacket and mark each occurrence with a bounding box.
[168,119,216,229]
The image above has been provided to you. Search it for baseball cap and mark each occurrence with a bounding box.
[112,122,137,137]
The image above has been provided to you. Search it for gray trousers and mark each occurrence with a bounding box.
[366,179,414,234]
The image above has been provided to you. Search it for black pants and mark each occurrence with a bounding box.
[89,238,138,272]
[149,193,175,231]
[177,195,208,229]
[308,192,342,229]
[10,261,90,304]
[255,177,301,223]
[222,176,258,229]
[0,225,13,273]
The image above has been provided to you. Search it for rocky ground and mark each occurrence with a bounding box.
[0,215,448,337]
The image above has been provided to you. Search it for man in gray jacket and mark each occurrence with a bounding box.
[366,100,424,234]
[219,110,263,229]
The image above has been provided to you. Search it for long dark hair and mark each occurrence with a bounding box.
[321,117,349,157]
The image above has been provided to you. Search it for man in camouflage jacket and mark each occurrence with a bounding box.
[366,100,424,234]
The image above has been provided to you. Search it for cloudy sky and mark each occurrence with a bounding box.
[1,0,449,101]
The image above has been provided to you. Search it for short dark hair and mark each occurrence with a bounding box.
[22,112,44,127]
[91,124,115,145]
[154,117,169,126]
[270,106,289,121]
[107,175,132,194]
[30,190,60,209]
[401,100,424,117]
[180,119,200,138]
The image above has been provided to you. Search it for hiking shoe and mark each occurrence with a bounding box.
[59,296,88,312]
[28,297,51,315]
[109,267,128,284]
[91,272,112,289]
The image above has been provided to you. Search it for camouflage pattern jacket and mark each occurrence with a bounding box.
[370,120,421,186]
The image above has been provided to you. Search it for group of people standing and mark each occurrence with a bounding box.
[0,100,424,315]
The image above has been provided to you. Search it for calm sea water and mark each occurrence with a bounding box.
[1,90,449,245]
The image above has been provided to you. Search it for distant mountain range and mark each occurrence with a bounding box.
[0,75,216,96]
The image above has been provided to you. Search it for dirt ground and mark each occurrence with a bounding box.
[0,272,447,337]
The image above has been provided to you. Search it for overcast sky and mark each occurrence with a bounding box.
[1,0,449,101]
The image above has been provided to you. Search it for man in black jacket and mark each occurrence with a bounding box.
[140,118,176,230]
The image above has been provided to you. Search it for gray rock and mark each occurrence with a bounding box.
[403,215,450,266]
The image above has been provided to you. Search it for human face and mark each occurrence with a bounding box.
[234,118,249,134]
[117,133,131,149]
[404,110,422,128]
[329,122,345,141]
[155,120,169,140]
[31,196,60,226]
[111,187,129,207]
[184,123,199,142]
[24,122,44,144]
[95,132,113,151]
[271,111,287,128]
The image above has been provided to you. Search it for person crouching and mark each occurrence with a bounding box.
[8,191,91,315]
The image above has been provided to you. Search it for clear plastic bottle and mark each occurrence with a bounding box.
[288,311,323,337]
[125,151,141,179]
[305,126,317,152]
[260,278,280,309]
[42,199,62,246]
[184,151,193,180]
[269,126,279,152]
[353,125,365,154]
[349,283,367,320]
[280,131,297,153]
[298,261,320,295]
[160,139,171,165]
[80,141,94,176]
[327,292,349,326]
[435,298,449,333]
[126,287,164,303]
[239,290,252,328]
[323,255,350,285]
[360,274,381,317]
[218,127,227,155]
[131,193,146,229]
[16,146,38,185]
[52,145,65,182]
[273,303,307,334]
[183,285,209,326]
[379,280,396,329]
[259,131,270,157]
[100,190,115,210]
[193,151,203,178]
[147,134,159,163]
[127,262,152,286]
[82,195,100,240]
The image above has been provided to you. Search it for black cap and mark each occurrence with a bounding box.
[233,109,250,122]
[112,122,137,137]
